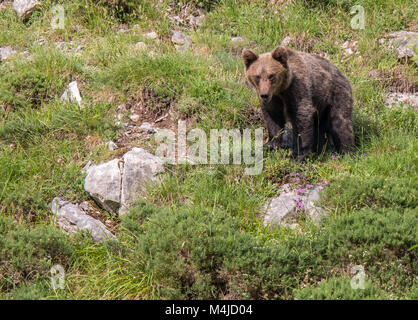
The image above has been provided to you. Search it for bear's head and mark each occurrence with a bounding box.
[242,46,289,105]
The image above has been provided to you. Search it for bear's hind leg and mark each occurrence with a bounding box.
[329,98,354,153]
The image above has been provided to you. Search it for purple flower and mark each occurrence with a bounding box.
[296,198,305,210]
[296,188,307,195]
[317,186,323,190]
[306,184,313,189]
[362,153,367,156]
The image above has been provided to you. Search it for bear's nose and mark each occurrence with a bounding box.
[260,94,269,101]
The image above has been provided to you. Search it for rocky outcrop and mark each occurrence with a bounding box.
[84,158,122,214]
[385,92,418,111]
[264,184,326,228]
[382,31,418,65]
[84,148,164,216]
[51,197,115,242]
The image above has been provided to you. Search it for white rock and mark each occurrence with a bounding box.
[119,148,164,215]
[0,46,16,62]
[84,148,164,216]
[280,36,292,46]
[51,197,115,242]
[263,184,326,228]
[189,11,205,27]
[171,30,192,51]
[61,81,83,108]
[231,36,245,43]
[84,158,122,214]
[139,122,158,133]
[143,31,158,39]
[130,114,140,122]
[385,31,418,65]
[134,41,147,50]
[385,92,418,110]
[107,141,118,151]
[12,0,39,18]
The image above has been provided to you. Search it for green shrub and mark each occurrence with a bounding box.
[294,277,389,300]
[0,48,82,110]
[0,216,75,293]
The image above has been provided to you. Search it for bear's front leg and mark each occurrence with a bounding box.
[261,99,286,151]
[291,104,315,162]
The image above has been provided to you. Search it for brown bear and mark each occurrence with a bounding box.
[242,46,354,161]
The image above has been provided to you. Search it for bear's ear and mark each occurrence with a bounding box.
[272,46,288,67]
[242,49,258,69]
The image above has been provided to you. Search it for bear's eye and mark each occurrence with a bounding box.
[268,74,275,81]
[254,76,261,82]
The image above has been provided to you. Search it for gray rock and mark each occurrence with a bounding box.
[171,31,192,51]
[84,158,122,214]
[280,36,292,46]
[107,141,118,151]
[385,92,418,110]
[54,41,85,55]
[61,81,83,108]
[188,10,205,27]
[341,40,358,56]
[129,114,140,122]
[51,197,115,242]
[385,31,418,65]
[84,148,164,216]
[264,184,326,228]
[0,46,17,62]
[119,148,164,215]
[139,122,158,134]
[12,0,39,18]
[134,42,147,50]
[231,36,245,43]
[143,31,158,39]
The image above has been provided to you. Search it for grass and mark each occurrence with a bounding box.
[0,0,417,299]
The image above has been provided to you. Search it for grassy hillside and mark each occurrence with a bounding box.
[0,0,416,299]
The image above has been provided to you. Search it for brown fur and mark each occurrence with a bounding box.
[242,46,354,161]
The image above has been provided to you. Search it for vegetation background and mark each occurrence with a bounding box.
[0,0,416,299]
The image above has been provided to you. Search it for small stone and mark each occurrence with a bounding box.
[385,92,418,110]
[189,11,205,27]
[12,0,39,18]
[263,184,326,228]
[0,46,16,62]
[139,122,158,134]
[385,31,418,65]
[143,31,158,39]
[130,114,140,122]
[51,197,115,242]
[134,42,146,50]
[231,36,244,43]
[107,141,118,151]
[61,81,83,108]
[280,36,292,46]
[171,30,192,51]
